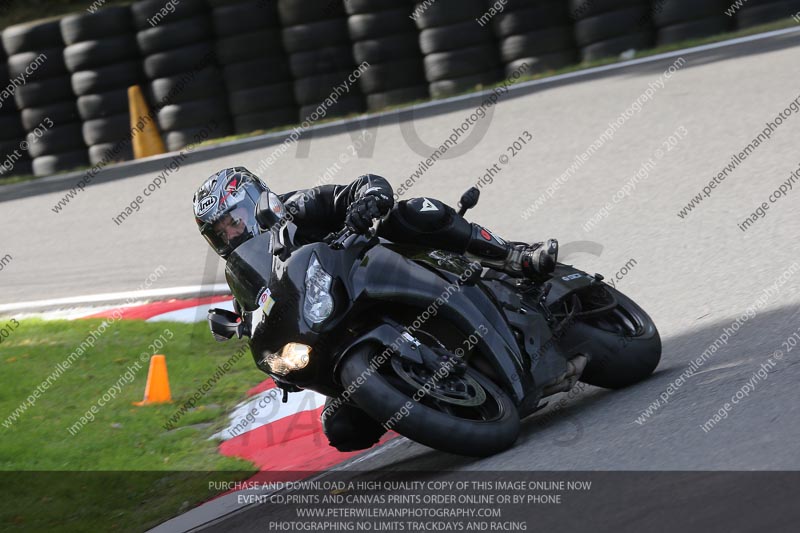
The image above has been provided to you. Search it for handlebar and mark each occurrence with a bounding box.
[325,226,355,249]
[324,218,381,250]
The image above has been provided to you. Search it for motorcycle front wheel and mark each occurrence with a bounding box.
[572,285,662,389]
[340,342,520,457]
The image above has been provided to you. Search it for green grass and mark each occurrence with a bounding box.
[0,319,260,532]
[0,173,40,185]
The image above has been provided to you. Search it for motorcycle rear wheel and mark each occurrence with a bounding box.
[340,342,520,457]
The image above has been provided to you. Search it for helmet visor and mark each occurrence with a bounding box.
[201,200,259,257]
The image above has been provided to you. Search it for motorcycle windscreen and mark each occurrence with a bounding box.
[224,232,274,312]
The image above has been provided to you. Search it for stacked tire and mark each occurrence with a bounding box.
[413,0,502,98]
[736,0,800,29]
[278,0,365,121]
[346,0,428,111]
[0,43,32,179]
[60,7,140,166]
[210,0,297,134]
[2,19,88,177]
[570,0,654,62]
[132,0,232,151]
[652,1,732,45]
[492,0,576,77]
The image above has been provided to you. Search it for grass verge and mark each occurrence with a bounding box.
[0,318,260,532]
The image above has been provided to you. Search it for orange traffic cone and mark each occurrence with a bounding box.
[133,355,172,405]
[128,85,166,159]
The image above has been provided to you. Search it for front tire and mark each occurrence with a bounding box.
[340,343,520,457]
[573,285,661,389]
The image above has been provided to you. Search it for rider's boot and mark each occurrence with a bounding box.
[465,224,558,279]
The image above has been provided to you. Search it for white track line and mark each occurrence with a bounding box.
[0,284,230,314]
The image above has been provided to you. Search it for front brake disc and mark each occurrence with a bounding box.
[390,356,486,407]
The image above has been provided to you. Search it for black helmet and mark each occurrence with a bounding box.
[193,167,284,258]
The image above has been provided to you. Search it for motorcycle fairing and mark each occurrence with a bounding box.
[544,265,598,308]
[225,232,275,312]
[343,244,534,404]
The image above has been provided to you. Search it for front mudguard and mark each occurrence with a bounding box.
[544,264,602,309]
[332,323,432,378]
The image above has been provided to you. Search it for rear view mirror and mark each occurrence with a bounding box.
[458,187,480,216]
[208,308,245,342]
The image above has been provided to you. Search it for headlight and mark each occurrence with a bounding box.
[261,343,311,375]
[303,254,334,326]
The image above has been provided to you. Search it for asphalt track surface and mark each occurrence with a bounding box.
[3,29,800,531]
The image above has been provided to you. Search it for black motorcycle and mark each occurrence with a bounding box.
[209,188,661,457]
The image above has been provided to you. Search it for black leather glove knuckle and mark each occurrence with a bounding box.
[373,192,393,215]
[347,195,386,234]
[346,204,368,232]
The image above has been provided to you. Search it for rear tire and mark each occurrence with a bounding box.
[340,342,520,456]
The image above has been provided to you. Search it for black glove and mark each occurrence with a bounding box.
[345,195,384,234]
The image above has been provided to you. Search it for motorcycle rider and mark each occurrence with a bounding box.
[194,167,558,451]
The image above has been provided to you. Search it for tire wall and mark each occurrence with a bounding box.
[347,0,429,111]
[61,6,140,166]
[210,0,297,135]
[570,0,655,63]
[133,0,233,152]
[414,0,503,98]
[492,0,577,79]
[278,0,365,121]
[735,0,800,29]
[2,19,87,177]
[652,0,733,45]
[0,1,793,177]
[0,42,32,178]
